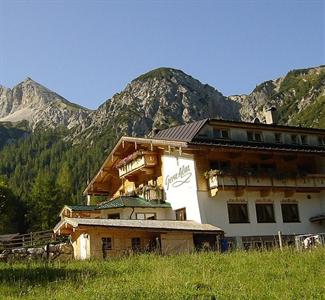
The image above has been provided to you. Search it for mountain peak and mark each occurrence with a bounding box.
[133,67,187,82]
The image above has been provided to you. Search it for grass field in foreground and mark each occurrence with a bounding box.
[0,248,324,300]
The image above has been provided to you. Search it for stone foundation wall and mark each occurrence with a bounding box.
[0,243,73,262]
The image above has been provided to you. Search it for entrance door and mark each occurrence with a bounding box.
[80,234,87,260]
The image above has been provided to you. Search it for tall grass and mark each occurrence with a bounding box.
[0,248,324,299]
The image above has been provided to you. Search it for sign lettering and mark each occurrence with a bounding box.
[165,165,192,190]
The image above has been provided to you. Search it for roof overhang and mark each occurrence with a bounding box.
[83,136,188,196]
[54,218,223,235]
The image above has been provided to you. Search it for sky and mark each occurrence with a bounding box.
[0,0,324,109]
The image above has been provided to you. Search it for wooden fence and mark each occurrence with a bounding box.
[0,230,65,251]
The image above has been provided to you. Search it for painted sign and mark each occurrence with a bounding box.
[165,164,192,190]
[162,155,197,192]
[162,154,202,223]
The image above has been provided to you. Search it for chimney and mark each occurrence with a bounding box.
[264,107,278,124]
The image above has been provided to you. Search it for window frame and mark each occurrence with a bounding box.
[281,203,300,223]
[247,131,263,142]
[136,212,157,220]
[291,134,298,144]
[102,237,112,250]
[175,207,187,221]
[274,132,282,144]
[212,128,230,140]
[318,136,325,147]
[227,203,250,224]
[255,203,276,223]
[131,237,141,251]
[108,213,120,219]
[300,135,308,145]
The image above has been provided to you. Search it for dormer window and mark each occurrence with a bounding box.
[247,131,263,142]
[318,136,325,147]
[291,134,298,144]
[274,133,282,144]
[300,135,308,145]
[213,128,230,139]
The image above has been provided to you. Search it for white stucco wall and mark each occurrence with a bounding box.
[162,154,202,223]
[197,190,325,237]
[99,207,175,220]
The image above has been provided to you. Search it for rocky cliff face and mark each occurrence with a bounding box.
[0,78,91,130]
[1,65,324,142]
[76,68,241,140]
[229,65,325,128]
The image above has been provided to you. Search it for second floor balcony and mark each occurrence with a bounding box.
[117,151,157,178]
[207,170,325,191]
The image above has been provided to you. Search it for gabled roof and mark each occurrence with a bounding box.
[97,196,171,209]
[54,218,223,234]
[154,119,208,142]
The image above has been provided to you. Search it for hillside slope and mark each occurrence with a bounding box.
[229,65,325,128]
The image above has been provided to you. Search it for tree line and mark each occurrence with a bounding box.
[0,126,117,234]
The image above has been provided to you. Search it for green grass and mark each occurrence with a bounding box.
[0,248,324,299]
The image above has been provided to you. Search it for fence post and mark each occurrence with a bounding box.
[46,243,50,261]
[278,231,283,251]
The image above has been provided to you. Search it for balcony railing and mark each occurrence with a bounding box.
[208,173,325,190]
[117,151,157,177]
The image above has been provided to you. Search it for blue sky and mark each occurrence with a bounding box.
[0,0,324,109]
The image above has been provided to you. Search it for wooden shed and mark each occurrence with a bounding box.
[54,218,223,259]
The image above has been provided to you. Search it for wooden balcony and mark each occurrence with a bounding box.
[117,151,157,177]
[208,173,325,191]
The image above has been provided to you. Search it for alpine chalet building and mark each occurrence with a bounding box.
[55,113,325,257]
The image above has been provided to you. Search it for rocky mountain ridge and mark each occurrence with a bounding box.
[0,65,324,143]
[0,78,90,130]
[77,68,241,141]
[229,65,325,128]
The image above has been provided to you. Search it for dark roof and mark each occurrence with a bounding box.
[97,196,171,209]
[154,118,325,143]
[191,138,325,153]
[153,118,325,153]
[154,119,208,142]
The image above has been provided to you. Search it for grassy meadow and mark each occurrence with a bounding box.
[0,248,324,300]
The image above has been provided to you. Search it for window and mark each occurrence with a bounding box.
[256,203,275,223]
[318,136,325,146]
[247,131,263,142]
[300,135,308,145]
[281,203,300,223]
[210,160,231,172]
[102,237,112,250]
[213,128,230,139]
[291,134,298,144]
[274,133,282,143]
[131,237,141,251]
[175,208,187,221]
[227,203,249,223]
[136,213,156,220]
[108,213,120,219]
